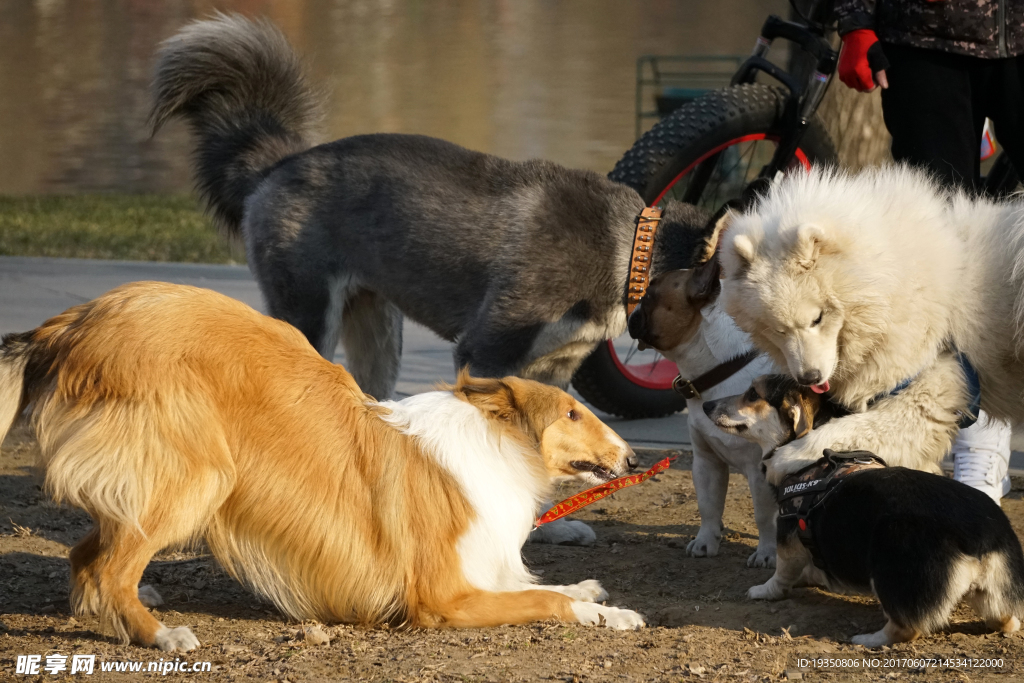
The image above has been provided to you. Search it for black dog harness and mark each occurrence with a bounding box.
[777,449,888,570]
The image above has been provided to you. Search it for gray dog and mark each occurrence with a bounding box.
[152,14,706,399]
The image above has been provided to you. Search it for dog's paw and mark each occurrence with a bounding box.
[746,548,777,568]
[686,534,721,558]
[563,579,608,603]
[528,519,596,546]
[796,563,830,588]
[994,615,1020,633]
[571,602,645,630]
[154,625,200,652]
[851,629,891,648]
[747,580,786,601]
[138,585,164,608]
[601,607,646,630]
[764,447,818,486]
[768,431,848,486]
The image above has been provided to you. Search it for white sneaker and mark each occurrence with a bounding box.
[951,411,1011,504]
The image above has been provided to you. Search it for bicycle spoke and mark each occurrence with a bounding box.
[642,351,667,377]
[704,160,727,210]
[726,141,758,183]
[611,336,672,380]
[623,343,639,364]
[682,152,723,204]
[739,140,760,182]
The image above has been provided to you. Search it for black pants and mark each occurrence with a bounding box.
[881,43,1024,189]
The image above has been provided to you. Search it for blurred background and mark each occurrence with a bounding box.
[8,1,1012,456]
[0,0,797,195]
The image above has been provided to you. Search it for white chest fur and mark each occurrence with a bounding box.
[378,392,542,591]
[663,303,776,465]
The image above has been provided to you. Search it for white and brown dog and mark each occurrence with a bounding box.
[0,282,645,652]
[627,208,778,567]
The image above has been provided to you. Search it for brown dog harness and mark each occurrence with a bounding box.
[777,449,888,570]
[626,207,663,316]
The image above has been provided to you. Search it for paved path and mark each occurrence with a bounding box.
[6,256,1024,472]
[0,257,689,449]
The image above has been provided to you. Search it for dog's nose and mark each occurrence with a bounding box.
[798,370,822,385]
[702,400,715,417]
[618,448,634,471]
[626,305,647,340]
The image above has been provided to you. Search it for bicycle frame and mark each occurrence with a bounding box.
[679,13,837,204]
[734,15,838,181]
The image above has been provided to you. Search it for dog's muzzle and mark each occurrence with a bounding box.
[570,461,617,481]
[627,303,653,350]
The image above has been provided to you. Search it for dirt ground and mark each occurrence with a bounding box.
[2,424,1023,682]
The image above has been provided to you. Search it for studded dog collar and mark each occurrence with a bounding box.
[626,206,663,316]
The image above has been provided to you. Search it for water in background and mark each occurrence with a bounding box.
[0,0,787,194]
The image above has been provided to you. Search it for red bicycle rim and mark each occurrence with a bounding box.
[611,134,812,390]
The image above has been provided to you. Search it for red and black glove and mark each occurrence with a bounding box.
[838,29,891,92]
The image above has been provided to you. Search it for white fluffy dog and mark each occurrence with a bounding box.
[717,165,1024,483]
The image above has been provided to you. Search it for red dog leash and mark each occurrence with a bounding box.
[535,456,676,527]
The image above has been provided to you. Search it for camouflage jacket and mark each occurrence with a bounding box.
[834,0,1024,58]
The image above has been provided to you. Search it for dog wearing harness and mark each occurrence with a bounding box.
[705,374,1024,647]
[776,449,887,571]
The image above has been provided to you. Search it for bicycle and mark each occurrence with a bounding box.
[571,2,839,418]
[570,0,1022,420]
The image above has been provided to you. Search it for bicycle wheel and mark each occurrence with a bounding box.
[572,83,837,419]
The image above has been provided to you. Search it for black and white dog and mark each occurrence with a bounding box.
[151,14,705,399]
[704,375,1024,646]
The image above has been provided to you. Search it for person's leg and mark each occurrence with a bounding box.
[952,413,1011,503]
[880,44,980,187]
[983,54,1024,186]
[945,56,1024,505]
[882,46,1012,501]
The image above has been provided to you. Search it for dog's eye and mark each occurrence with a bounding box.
[811,311,823,327]
[567,409,581,421]
[744,387,758,402]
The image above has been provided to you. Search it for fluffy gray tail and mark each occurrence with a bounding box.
[150,13,321,236]
[0,332,31,446]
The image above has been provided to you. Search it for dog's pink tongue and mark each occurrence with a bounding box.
[809,381,830,394]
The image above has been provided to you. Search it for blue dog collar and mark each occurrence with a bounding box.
[868,353,980,430]
[867,373,917,406]
[956,353,981,430]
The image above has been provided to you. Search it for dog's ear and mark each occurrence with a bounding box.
[450,369,525,426]
[782,395,813,439]
[739,177,771,210]
[790,224,830,271]
[729,233,757,274]
[698,203,738,264]
[686,252,722,304]
[654,200,715,272]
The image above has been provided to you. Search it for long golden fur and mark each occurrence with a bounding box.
[0,282,642,651]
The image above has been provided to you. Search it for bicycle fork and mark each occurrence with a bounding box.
[737,15,838,183]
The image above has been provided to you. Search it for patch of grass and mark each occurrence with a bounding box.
[0,194,246,263]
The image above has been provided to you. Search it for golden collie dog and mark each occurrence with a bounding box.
[0,282,644,652]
